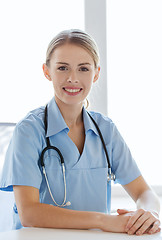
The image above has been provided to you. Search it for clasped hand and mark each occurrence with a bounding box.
[117,208,161,235]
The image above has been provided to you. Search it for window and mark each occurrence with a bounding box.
[1,0,161,189]
[107,0,162,186]
[0,0,84,123]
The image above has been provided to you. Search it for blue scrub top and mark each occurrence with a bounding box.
[0,97,141,230]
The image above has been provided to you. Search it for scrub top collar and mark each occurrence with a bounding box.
[82,106,99,137]
[46,97,99,138]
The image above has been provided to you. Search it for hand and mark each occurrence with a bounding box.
[117,208,161,235]
[100,212,133,233]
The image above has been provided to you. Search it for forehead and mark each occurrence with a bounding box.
[50,43,94,64]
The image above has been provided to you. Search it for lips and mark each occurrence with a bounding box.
[63,87,83,95]
[64,88,82,93]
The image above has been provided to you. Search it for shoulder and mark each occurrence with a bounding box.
[87,110,117,143]
[88,110,115,130]
[14,105,46,140]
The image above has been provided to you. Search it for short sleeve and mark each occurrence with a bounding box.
[111,123,141,185]
[0,118,43,191]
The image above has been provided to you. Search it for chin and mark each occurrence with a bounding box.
[56,95,83,106]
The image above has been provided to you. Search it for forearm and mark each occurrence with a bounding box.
[20,202,103,229]
[136,189,160,216]
[14,186,129,232]
[20,202,128,232]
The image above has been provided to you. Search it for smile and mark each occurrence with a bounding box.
[63,87,83,96]
[63,88,82,93]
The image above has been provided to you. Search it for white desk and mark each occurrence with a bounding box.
[0,228,161,240]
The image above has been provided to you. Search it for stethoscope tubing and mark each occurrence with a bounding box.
[41,105,112,169]
[41,145,64,167]
[87,112,111,169]
[40,104,115,207]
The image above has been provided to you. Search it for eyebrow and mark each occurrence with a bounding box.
[55,62,91,66]
[78,63,91,66]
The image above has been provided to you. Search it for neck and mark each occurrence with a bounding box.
[55,96,84,128]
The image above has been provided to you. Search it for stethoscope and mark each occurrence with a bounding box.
[40,105,115,207]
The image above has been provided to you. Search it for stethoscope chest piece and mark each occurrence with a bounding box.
[107,168,116,182]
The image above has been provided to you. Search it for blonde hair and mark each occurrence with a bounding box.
[46,29,100,69]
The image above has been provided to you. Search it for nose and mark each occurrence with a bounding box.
[67,70,78,83]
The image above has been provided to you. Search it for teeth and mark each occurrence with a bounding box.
[64,88,81,93]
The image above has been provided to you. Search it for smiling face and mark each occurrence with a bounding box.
[43,43,100,108]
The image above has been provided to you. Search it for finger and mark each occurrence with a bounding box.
[155,228,161,233]
[147,228,160,235]
[144,226,151,233]
[127,211,150,235]
[148,228,161,235]
[136,219,160,236]
[147,221,161,235]
[117,209,130,215]
[125,209,145,232]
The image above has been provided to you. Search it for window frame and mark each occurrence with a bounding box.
[85,0,162,194]
[1,0,161,195]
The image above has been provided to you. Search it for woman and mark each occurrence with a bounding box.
[0,29,160,235]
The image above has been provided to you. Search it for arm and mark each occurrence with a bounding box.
[13,185,100,229]
[118,175,161,235]
[13,185,132,232]
[123,175,160,214]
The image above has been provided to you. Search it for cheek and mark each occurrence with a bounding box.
[79,72,94,81]
[84,73,95,85]
[83,79,94,92]
[51,72,66,83]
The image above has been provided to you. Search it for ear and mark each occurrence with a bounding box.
[42,63,51,81]
[93,66,100,83]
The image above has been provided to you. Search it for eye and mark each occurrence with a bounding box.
[79,67,89,72]
[58,66,68,71]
